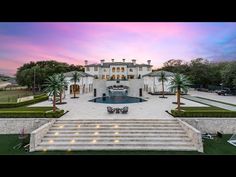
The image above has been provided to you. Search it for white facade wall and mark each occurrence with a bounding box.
[65,76,94,95]
[143,76,172,93]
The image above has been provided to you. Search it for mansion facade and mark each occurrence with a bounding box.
[64,59,175,97]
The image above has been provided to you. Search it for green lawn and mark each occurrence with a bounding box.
[0,106,53,111]
[0,90,42,103]
[0,134,235,155]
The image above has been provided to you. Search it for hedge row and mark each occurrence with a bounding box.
[171,109,236,117]
[0,95,48,108]
[0,109,64,118]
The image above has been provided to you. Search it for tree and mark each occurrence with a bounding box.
[169,73,191,112]
[58,73,68,103]
[16,60,84,90]
[158,71,168,98]
[44,74,60,112]
[221,61,236,88]
[70,72,80,98]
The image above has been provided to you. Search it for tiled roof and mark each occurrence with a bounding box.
[142,70,175,77]
[85,62,152,68]
[64,71,94,77]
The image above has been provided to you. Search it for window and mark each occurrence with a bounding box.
[112,75,115,80]
[139,67,142,71]
[117,67,120,72]
[117,75,120,79]
[112,67,115,72]
[147,67,151,71]
[94,67,98,71]
[121,75,125,80]
[121,67,124,72]
[104,69,107,72]
[86,67,90,71]
[102,75,105,79]
[129,68,133,72]
[106,75,110,80]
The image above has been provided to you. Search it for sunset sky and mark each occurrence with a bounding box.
[1,22,236,76]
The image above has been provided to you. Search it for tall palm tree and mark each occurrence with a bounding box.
[169,73,191,112]
[70,72,80,98]
[58,73,68,104]
[44,74,60,112]
[158,71,168,98]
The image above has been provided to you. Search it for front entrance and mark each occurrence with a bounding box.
[70,85,80,95]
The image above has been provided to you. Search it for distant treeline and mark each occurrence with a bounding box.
[16,60,84,91]
[157,58,236,89]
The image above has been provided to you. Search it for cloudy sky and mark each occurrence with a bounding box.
[0,22,236,76]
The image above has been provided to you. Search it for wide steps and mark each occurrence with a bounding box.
[36,145,197,151]
[33,118,197,152]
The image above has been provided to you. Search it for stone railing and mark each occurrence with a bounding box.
[176,118,203,153]
[29,119,56,152]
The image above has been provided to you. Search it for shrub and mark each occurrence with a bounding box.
[171,109,236,117]
[0,109,64,118]
[0,95,48,108]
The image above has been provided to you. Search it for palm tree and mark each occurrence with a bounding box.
[158,71,168,98]
[70,72,80,98]
[169,73,191,112]
[44,74,60,112]
[58,73,68,104]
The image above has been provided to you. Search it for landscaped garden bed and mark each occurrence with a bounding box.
[171,106,236,117]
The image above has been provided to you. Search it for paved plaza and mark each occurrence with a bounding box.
[30,91,209,119]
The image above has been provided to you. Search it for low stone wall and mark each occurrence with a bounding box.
[30,120,56,152]
[0,118,52,134]
[177,118,203,152]
[181,118,236,134]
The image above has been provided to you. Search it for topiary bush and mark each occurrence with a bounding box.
[0,109,64,118]
[0,95,48,108]
[171,109,236,117]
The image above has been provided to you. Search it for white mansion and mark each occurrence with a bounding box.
[64,59,174,97]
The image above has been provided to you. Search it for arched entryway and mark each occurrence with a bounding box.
[70,84,80,95]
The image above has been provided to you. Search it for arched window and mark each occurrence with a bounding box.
[117,75,120,79]
[112,67,115,72]
[121,67,125,72]
[117,67,120,72]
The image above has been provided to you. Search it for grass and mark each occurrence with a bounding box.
[0,90,42,103]
[0,134,235,155]
[0,106,53,111]
[180,106,224,111]
[195,96,236,107]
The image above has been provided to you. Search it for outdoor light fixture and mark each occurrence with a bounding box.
[49,140,54,144]
[43,148,47,152]
[114,139,119,143]
[96,125,100,128]
[59,125,64,128]
[115,132,119,135]
[55,132,59,136]
[94,132,99,135]
[77,124,80,128]
[114,125,119,128]
[70,139,75,144]
[74,132,79,135]
[92,139,97,143]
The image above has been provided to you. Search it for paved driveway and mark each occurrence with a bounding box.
[30,92,206,119]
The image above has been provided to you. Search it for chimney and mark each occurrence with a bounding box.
[122,59,125,63]
[84,60,88,66]
[100,59,105,66]
[111,59,114,62]
[147,60,151,65]
[132,59,136,65]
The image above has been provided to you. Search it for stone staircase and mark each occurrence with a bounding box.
[33,119,199,151]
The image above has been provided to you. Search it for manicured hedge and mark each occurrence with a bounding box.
[0,95,48,108]
[171,109,236,117]
[0,109,64,118]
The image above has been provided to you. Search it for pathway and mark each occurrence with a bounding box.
[182,95,236,111]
